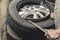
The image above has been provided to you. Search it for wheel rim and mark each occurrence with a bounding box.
[18,3,50,21]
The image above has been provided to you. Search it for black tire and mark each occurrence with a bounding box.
[47,0,55,3]
[7,0,55,37]
[7,33,17,40]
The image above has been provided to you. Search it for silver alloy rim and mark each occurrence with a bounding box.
[19,5,50,19]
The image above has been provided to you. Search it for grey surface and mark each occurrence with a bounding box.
[55,0,60,29]
[0,0,9,40]
[54,0,60,40]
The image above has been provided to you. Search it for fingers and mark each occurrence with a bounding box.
[50,12,55,19]
[44,29,60,39]
[44,29,52,39]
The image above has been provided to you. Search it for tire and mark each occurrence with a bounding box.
[47,0,55,3]
[7,33,17,40]
[7,0,55,37]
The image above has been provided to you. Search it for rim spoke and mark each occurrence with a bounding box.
[19,11,25,16]
[37,12,45,17]
[28,6,32,11]
[38,9,49,16]
[33,13,39,19]
[21,12,33,18]
[21,12,29,18]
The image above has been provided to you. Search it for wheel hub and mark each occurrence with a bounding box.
[19,5,50,20]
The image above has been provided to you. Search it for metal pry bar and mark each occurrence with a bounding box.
[28,20,57,40]
[28,20,46,33]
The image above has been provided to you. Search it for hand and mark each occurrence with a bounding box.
[45,29,60,39]
[50,12,54,19]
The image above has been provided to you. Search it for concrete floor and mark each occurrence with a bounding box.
[0,0,9,40]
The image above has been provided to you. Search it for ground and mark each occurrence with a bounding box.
[0,0,9,40]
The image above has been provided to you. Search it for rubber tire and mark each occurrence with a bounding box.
[47,0,55,3]
[8,0,55,32]
[7,0,55,40]
[7,0,55,38]
[7,33,17,40]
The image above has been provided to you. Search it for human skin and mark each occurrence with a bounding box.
[50,12,54,19]
[45,12,60,39]
[45,28,60,39]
